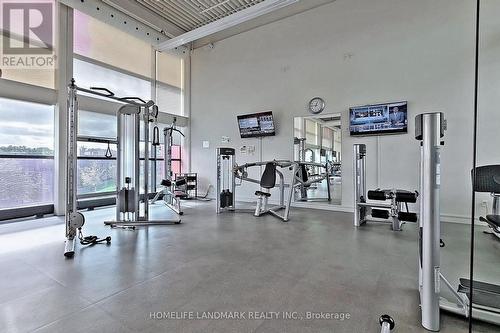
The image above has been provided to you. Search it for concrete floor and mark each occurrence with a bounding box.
[0,201,498,333]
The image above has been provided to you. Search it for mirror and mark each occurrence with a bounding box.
[472,1,500,331]
[293,113,342,205]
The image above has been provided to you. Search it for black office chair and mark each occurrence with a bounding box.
[474,165,500,239]
[254,162,276,216]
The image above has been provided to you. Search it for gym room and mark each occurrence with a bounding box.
[0,0,498,332]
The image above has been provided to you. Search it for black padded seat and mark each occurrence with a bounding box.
[260,162,276,189]
[368,190,389,201]
[175,177,187,186]
[255,191,271,197]
[473,165,500,193]
[161,179,172,187]
[486,215,500,228]
[395,190,418,203]
[298,164,309,182]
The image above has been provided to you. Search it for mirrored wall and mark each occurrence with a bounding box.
[472,0,500,331]
[293,113,342,205]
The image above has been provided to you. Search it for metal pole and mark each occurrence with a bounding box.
[143,107,150,220]
[353,144,366,227]
[134,112,140,221]
[283,163,298,221]
[65,82,77,249]
[216,148,221,213]
[66,83,77,232]
[116,108,122,222]
[417,112,445,331]
[164,128,173,180]
[493,195,499,216]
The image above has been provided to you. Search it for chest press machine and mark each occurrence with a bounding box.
[294,137,332,202]
[216,148,300,222]
[353,144,418,231]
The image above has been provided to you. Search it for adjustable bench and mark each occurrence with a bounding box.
[151,177,188,215]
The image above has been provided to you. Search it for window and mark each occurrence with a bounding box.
[1,69,55,89]
[73,10,153,102]
[74,10,152,78]
[294,118,303,138]
[77,141,117,196]
[78,110,117,138]
[157,83,182,115]
[171,145,182,176]
[71,11,186,202]
[305,119,318,145]
[77,111,117,197]
[73,59,151,101]
[0,98,54,209]
[322,127,333,149]
[156,51,183,116]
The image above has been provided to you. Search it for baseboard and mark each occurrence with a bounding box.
[225,196,487,226]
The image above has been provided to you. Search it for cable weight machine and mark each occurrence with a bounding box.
[64,80,111,258]
[64,79,180,257]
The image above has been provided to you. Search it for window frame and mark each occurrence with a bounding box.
[0,98,56,220]
[0,5,189,221]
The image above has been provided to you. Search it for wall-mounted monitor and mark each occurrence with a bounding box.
[349,101,408,136]
[237,111,276,138]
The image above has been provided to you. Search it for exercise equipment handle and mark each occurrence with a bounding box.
[89,87,114,97]
[119,96,150,105]
[105,141,112,158]
[172,128,185,137]
[152,126,160,146]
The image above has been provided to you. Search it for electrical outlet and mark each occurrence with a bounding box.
[481,200,488,208]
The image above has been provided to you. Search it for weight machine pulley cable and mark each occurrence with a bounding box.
[77,228,111,246]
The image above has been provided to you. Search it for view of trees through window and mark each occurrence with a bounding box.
[77,141,117,195]
[0,98,55,209]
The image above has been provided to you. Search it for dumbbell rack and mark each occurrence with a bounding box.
[175,173,197,199]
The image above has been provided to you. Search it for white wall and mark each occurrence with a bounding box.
[190,0,478,221]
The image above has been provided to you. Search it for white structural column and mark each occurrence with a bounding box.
[54,3,74,215]
[183,51,192,173]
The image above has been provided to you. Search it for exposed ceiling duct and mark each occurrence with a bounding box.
[73,0,335,52]
[137,0,269,32]
[153,0,300,51]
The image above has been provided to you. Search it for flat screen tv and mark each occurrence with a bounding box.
[349,101,408,136]
[237,111,276,138]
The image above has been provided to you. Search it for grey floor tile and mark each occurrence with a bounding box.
[0,285,91,333]
[0,202,496,332]
[0,257,59,304]
[32,305,134,333]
